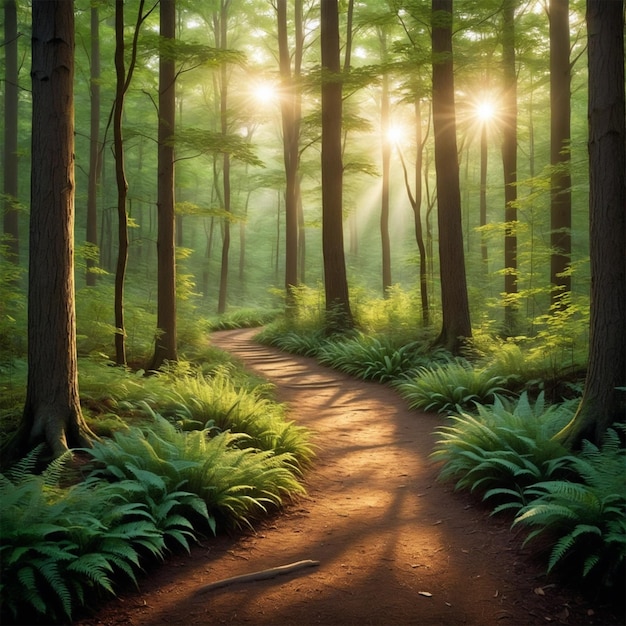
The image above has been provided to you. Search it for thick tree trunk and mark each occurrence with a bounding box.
[321,0,353,333]
[549,0,572,307]
[431,0,472,353]
[149,0,178,370]
[10,0,95,464]
[559,0,625,448]
[3,0,19,261]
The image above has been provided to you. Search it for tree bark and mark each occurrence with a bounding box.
[149,0,178,370]
[380,29,392,297]
[9,0,95,464]
[431,0,472,353]
[86,5,101,287]
[3,0,19,262]
[277,0,300,311]
[501,0,518,334]
[549,0,572,307]
[321,0,353,333]
[217,0,231,315]
[559,0,625,448]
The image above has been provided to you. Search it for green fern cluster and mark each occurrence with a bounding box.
[160,370,315,465]
[257,325,328,357]
[317,335,426,384]
[85,410,306,529]
[0,447,211,624]
[513,426,626,588]
[431,393,572,499]
[394,360,509,414]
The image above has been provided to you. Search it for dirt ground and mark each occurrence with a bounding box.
[76,328,624,626]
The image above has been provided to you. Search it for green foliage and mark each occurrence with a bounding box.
[317,334,427,384]
[159,369,314,466]
[394,360,509,414]
[207,307,282,331]
[431,393,572,501]
[85,410,306,529]
[0,445,211,624]
[513,427,626,589]
[257,324,330,357]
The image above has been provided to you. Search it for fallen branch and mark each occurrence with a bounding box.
[195,559,320,594]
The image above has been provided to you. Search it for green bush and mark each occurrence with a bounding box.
[0,447,210,624]
[513,426,626,589]
[394,360,509,414]
[431,393,572,500]
[85,410,306,529]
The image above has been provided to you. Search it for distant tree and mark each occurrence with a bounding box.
[86,3,101,286]
[558,0,625,448]
[379,25,392,296]
[112,0,153,365]
[217,0,231,315]
[277,0,301,311]
[549,0,572,308]
[320,0,353,332]
[5,0,96,464]
[3,0,19,262]
[149,0,178,370]
[431,0,472,353]
[501,0,518,333]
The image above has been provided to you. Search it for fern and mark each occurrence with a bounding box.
[513,426,626,589]
[395,360,509,414]
[432,393,572,501]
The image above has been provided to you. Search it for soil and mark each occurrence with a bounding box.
[76,328,624,626]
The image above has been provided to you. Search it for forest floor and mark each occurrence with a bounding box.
[76,328,624,626]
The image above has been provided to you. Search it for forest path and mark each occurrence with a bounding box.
[78,328,616,626]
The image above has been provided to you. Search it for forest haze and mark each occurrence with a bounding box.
[1,1,624,449]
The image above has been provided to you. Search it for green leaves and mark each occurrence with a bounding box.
[394,360,509,414]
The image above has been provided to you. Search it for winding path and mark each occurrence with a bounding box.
[78,328,617,626]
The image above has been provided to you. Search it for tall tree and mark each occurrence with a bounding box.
[549,0,572,307]
[379,26,392,296]
[112,0,151,365]
[3,0,19,262]
[501,0,518,333]
[277,0,301,311]
[431,0,472,353]
[558,0,625,448]
[86,4,101,286]
[7,0,96,463]
[320,0,353,332]
[216,0,231,315]
[149,0,178,370]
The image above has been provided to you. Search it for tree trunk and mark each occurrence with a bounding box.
[86,5,101,286]
[277,0,300,312]
[380,29,392,297]
[549,0,572,307]
[113,0,129,366]
[3,0,19,262]
[8,0,95,464]
[149,0,178,370]
[431,0,472,353]
[217,0,230,315]
[321,0,353,333]
[558,0,625,448]
[501,0,518,334]
[479,123,488,266]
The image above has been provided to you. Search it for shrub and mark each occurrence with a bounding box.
[394,360,508,414]
[431,393,573,501]
[513,426,626,589]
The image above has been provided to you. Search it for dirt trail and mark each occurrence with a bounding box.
[77,328,621,626]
